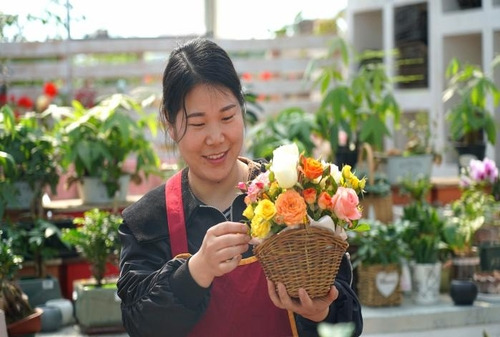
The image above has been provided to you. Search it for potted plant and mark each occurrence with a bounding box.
[1,218,64,308]
[351,219,409,307]
[442,157,497,281]
[0,231,43,336]
[246,107,317,160]
[60,208,123,332]
[311,38,401,165]
[56,94,162,204]
[0,105,60,219]
[443,56,500,162]
[400,177,445,304]
[385,111,442,185]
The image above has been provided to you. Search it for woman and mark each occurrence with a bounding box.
[117,37,363,337]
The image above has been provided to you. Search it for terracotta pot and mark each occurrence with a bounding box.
[7,307,43,336]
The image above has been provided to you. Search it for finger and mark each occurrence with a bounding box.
[267,279,285,309]
[276,282,296,309]
[298,288,313,307]
[216,244,248,262]
[210,222,249,236]
[328,285,339,302]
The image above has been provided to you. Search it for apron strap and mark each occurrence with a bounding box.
[165,170,188,257]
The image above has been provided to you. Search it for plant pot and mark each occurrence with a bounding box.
[77,175,130,204]
[454,143,486,169]
[411,262,441,305]
[479,244,500,271]
[17,276,63,308]
[6,182,34,210]
[449,279,478,305]
[7,307,43,337]
[386,154,433,185]
[73,280,123,333]
[357,264,402,307]
[37,304,62,332]
[335,145,358,169]
[451,256,479,281]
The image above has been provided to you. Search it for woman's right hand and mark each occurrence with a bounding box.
[188,222,250,288]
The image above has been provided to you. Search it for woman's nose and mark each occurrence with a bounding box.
[205,123,225,145]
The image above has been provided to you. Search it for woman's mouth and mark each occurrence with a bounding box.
[204,151,227,163]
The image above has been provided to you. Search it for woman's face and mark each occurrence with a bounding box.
[170,84,245,186]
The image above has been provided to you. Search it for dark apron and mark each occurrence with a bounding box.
[166,171,297,337]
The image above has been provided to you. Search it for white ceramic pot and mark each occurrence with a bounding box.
[77,175,130,204]
[411,262,442,305]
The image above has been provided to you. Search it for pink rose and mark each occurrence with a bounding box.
[331,187,362,222]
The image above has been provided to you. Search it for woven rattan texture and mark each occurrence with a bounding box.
[254,226,348,298]
[357,263,402,307]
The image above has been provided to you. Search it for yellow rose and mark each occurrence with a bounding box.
[359,177,366,190]
[243,204,254,220]
[251,215,271,238]
[254,199,276,220]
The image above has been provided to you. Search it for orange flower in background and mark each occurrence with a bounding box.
[260,71,272,81]
[43,82,58,98]
[241,72,252,81]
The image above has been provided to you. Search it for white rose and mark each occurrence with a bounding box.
[329,163,342,184]
[271,143,299,189]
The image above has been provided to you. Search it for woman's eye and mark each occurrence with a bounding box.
[222,114,235,121]
[189,122,204,127]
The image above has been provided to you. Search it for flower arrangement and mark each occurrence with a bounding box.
[238,143,368,241]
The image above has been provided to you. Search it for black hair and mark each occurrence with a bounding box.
[160,38,244,142]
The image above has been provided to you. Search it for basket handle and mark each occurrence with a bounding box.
[357,143,375,186]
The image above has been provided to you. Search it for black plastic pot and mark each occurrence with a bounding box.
[449,279,478,305]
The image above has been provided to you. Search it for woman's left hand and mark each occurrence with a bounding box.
[266,279,339,322]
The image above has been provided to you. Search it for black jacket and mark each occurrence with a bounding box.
[117,160,363,337]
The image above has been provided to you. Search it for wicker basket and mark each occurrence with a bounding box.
[254,225,348,298]
[357,263,402,307]
[357,143,393,223]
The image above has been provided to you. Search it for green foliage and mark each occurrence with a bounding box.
[398,176,432,202]
[61,208,122,286]
[401,201,444,264]
[2,219,62,278]
[443,57,500,146]
[0,105,61,219]
[56,94,162,198]
[351,219,409,267]
[443,188,495,257]
[246,107,317,160]
[311,38,401,153]
[0,231,23,283]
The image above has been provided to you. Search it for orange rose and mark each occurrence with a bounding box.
[331,186,362,221]
[274,189,307,226]
[317,191,333,210]
[302,157,324,180]
[302,188,317,204]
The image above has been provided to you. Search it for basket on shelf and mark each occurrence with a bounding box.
[357,263,402,307]
[357,143,393,223]
[254,225,348,299]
